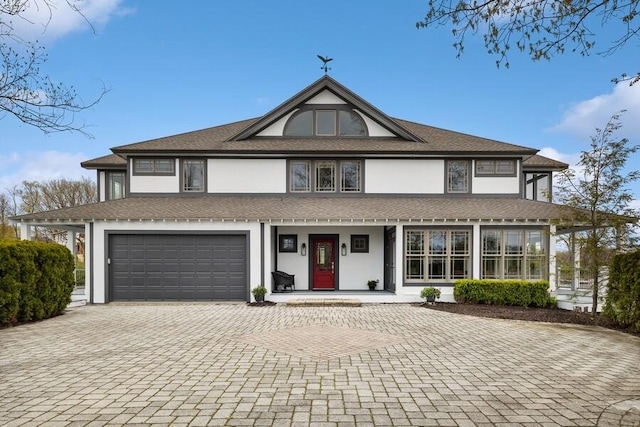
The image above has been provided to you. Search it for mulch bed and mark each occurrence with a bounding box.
[423,302,640,337]
[246,300,277,307]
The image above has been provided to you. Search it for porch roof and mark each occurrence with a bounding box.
[12,195,568,224]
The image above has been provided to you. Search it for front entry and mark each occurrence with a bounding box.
[311,236,337,290]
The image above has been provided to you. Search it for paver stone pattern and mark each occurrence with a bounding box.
[1,304,639,426]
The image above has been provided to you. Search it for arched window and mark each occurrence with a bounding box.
[284,107,368,137]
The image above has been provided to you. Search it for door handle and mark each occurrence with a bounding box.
[332,262,335,273]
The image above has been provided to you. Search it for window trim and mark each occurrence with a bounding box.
[279,234,298,253]
[445,160,470,194]
[350,235,369,253]
[283,105,369,137]
[287,159,363,194]
[475,159,517,177]
[105,171,126,200]
[132,158,175,176]
[180,158,207,193]
[480,228,547,280]
[404,227,472,283]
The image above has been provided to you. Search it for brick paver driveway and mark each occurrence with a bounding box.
[1,304,639,426]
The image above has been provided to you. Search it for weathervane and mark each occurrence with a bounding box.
[317,55,333,74]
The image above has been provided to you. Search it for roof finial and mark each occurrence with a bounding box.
[317,55,333,75]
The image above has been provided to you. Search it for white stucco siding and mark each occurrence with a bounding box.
[365,159,444,194]
[129,174,180,193]
[90,221,261,303]
[256,111,295,137]
[473,175,520,194]
[361,113,396,137]
[275,226,384,291]
[306,90,346,104]
[208,159,286,193]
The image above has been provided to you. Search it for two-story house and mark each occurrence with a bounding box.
[14,76,572,304]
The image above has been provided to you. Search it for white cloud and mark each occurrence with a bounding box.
[550,84,640,140]
[0,150,93,192]
[8,0,133,42]
[537,147,580,168]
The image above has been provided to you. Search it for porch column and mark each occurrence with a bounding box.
[548,224,557,292]
[472,223,481,279]
[19,223,32,241]
[395,224,404,294]
[572,232,581,291]
[66,230,77,258]
[84,223,92,304]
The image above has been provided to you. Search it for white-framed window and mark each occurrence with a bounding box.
[132,158,175,175]
[289,160,362,193]
[481,229,546,280]
[447,160,469,193]
[182,159,205,192]
[405,228,471,283]
[475,160,516,176]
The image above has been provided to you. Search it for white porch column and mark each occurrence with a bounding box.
[262,223,272,294]
[19,223,32,240]
[66,230,77,258]
[548,224,557,292]
[84,223,92,303]
[572,232,581,291]
[472,223,481,279]
[395,224,404,295]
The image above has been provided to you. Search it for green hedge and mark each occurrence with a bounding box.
[453,279,551,307]
[0,241,75,327]
[603,250,640,332]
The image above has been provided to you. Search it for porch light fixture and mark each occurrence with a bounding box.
[301,243,307,256]
[341,243,347,256]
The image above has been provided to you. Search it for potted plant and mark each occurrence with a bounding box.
[420,286,441,304]
[367,279,379,291]
[251,285,267,302]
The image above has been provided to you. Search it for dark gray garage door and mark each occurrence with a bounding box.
[109,234,247,301]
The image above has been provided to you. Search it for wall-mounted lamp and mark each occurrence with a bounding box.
[341,243,347,256]
[301,243,306,256]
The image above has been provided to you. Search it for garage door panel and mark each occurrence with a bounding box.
[110,234,247,301]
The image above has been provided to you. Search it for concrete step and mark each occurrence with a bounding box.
[286,298,362,307]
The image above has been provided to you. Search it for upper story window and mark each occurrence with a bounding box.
[133,158,175,175]
[447,160,469,193]
[182,159,206,192]
[476,160,517,176]
[106,171,125,200]
[525,173,551,202]
[289,160,361,193]
[284,107,367,137]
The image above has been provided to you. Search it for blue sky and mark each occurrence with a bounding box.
[1,1,639,205]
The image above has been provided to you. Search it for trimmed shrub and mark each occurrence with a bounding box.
[603,250,640,332]
[0,241,75,327]
[453,279,551,308]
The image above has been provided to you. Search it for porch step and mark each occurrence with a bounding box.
[286,298,362,307]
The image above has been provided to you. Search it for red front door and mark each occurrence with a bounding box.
[312,238,335,290]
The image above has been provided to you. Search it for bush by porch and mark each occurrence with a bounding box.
[453,279,551,308]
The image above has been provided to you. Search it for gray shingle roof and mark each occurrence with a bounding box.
[523,154,568,170]
[13,195,567,223]
[81,154,127,169]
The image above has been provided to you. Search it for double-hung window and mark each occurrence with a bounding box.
[182,159,205,192]
[481,229,546,280]
[405,229,471,283]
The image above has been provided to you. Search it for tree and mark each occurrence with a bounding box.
[417,0,640,85]
[1,0,106,135]
[555,111,640,315]
[0,192,18,239]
